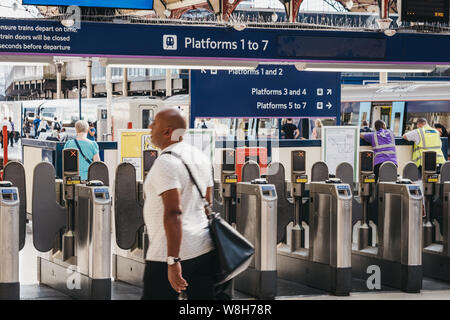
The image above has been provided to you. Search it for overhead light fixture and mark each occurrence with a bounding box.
[294,62,436,73]
[105,58,259,70]
[346,0,353,10]
[233,23,247,31]
[271,12,278,22]
[164,9,171,18]
[376,18,393,30]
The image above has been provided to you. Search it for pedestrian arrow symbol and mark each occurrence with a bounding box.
[326,102,332,109]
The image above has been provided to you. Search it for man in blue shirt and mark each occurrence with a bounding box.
[33,115,41,139]
[63,120,100,181]
[87,121,96,141]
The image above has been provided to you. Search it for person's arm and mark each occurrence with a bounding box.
[93,153,100,162]
[161,188,188,293]
[294,129,300,139]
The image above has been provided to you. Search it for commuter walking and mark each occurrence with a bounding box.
[403,118,445,176]
[360,120,372,133]
[141,108,218,300]
[311,119,323,140]
[37,118,49,136]
[33,115,41,138]
[282,118,300,139]
[361,120,398,180]
[87,121,96,141]
[0,117,12,149]
[8,117,15,147]
[52,117,61,132]
[23,118,31,138]
[63,120,100,181]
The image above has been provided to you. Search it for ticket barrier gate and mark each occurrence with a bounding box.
[234,179,277,299]
[32,149,112,299]
[113,149,158,287]
[350,151,423,293]
[275,150,353,296]
[417,152,450,282]
[0,161,26,300]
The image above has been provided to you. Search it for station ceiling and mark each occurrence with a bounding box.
[34,0,397,20]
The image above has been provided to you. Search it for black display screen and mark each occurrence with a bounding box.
[63,149,78,173]
[222,149,235,172]
[402,0,449,22]
[424,151,437,172]
[143,150,158,172]
[292,150,306,172]
[360,151,374,172]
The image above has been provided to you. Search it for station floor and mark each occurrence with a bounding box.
[18,223,450,300]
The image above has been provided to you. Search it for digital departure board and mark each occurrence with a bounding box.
[402,0,449,22]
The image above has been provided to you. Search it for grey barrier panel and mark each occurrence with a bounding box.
[4,161,27,251]
[242,161,260,182]
[88,162,110,186]
[114,162,144,250]
[311,161,329,182]
[402,162,419,182]
[336,162,354,185]
[32,162,66,252]
[379,161,397,182]
[440,162,450,182]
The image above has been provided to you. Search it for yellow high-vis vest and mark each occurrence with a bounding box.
[412,125,445,167]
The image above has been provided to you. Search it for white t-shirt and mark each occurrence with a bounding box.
[404,130,421,144]
[0,120,11,132]
[143,141,214,262]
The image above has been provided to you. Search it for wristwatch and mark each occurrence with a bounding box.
[167,256,181,265]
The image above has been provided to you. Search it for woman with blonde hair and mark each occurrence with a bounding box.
[312,119,323,140]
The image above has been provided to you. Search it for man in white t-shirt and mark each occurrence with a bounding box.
[142,108,217,300]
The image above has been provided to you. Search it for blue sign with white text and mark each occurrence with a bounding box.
[191,66,340,120]
[22,0,153,10]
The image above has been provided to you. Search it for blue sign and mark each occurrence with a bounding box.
[191,65,340,120]
[22,0,154,10]
[0,19,450,63]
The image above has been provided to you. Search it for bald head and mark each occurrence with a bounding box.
[150,108,187,149]
[156,108,186,131]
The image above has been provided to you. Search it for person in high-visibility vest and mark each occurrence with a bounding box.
[361,120,398,180]
[403,118,445,176]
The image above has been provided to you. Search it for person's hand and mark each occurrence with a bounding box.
[168,262,188,293]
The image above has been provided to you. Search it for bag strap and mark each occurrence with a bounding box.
[73,139,92,165]
[161,151,205,199]
[161,151,213,217]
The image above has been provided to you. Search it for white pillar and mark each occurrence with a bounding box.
[106,66,113,140]
[86,60,92,98]
[122,68,128,97]
[56,62,63,100]
[379,72,388,84]
[165,68,172,97]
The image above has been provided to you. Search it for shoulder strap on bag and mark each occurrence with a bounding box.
[162,151,205,199]
[73,139,92,165]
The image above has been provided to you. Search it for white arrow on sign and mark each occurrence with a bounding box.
[201,69,207,73]
[327,89,333,95]
[326,102,332,109]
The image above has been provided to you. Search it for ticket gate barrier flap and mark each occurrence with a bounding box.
[277,181,353,296]
[88,162,110,186]
[235,182,277,299]
[37,182,113,300]
[3,161,27,251]
[114,162,144,250]
[351,180,423,293]
[32,162,67,253]
[422,162,450,282]
[0,184,20,300]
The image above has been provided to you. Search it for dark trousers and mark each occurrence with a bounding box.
[142,250,219,300]
[9,132,14,146]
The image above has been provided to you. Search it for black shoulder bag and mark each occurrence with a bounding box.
[162,151,254,285]
[73,139,92,165]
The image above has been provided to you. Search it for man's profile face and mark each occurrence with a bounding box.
[149,113,170,148]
